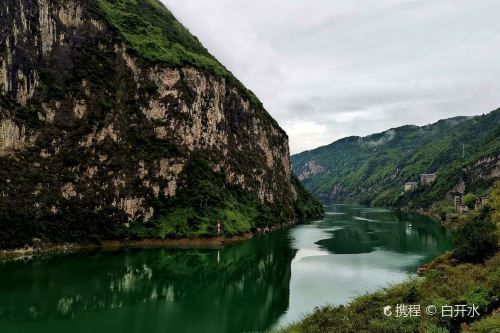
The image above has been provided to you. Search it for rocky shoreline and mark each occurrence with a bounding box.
[0,234,253,261]
[0,219,307,262]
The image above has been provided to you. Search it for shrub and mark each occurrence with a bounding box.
[468,313,500,333]
[291,175,324,220]
[489,181,500,225]
[453,208,498,263]
[463,193,476,208]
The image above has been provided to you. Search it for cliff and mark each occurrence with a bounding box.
[0,0,320,249]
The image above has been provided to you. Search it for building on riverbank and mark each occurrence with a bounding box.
[454,194,473,213]
[404,182,418,191]
[454,195,462,210]
[421,173,437,185]
[458,205,470,213]
[454,194,488,212]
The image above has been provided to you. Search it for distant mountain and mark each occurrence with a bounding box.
[292,109,500,208]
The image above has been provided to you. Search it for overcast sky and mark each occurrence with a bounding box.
[164,0,500,154]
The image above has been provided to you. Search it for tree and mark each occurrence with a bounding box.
[453,207,498,263]
[462,193,476,209]
[489,181,500,225]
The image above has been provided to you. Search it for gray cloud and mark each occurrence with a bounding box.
[365,129,397,147]
[164,0,500,154]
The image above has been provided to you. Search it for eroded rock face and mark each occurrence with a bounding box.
[296,160,325,181]
[469,155,500,180]
[0,0,297,246]
[0,118,30,155]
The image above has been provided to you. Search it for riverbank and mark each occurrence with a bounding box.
[276,252,499,333]
[275,184,500,333]
[0,203,448,333]
[0,233,255,261]
[0,218,306,261]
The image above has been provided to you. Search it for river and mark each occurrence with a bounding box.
[0,203,453,333]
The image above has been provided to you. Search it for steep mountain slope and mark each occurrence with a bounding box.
[292,109,500,208]
[0,0,321,249]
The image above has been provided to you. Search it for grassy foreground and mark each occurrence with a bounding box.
[274,183,500,333]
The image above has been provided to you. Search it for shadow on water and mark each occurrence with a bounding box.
[315,203,454,270]
[273,203,453,328]
[0,230,296,333]
[0,203,453,333]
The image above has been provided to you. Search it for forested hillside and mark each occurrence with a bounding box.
[292,109,500,208]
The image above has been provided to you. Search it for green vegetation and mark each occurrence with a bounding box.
[463,193,477,209]
[292,110,500,209]
[153,155,261,238]
[276,253,499,333]
[468,313,500,333]
[113,154,272,239]
[275,183,500,333]
[491,184,500,234]
[95,0,225,71]
[95,0,263,108]
[0,0,314,249]
[433,200,456,221]
[122,155,323,240]
[291,175,324,220]
[453,206,498,263]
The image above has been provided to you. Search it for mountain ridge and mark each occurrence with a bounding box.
[292,109,500,208]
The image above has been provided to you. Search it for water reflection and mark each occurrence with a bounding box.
[275,203,453,327]
[0,204,453,333]
[0,233,296,333]
[315,204,453,264]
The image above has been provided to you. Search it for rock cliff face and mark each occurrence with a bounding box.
[447,154,500,198]
[0,0,316,248]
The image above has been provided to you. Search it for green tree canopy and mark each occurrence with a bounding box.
[463,193,477,208]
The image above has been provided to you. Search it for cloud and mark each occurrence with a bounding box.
[365,129,396,147]
[280,120,331,153]
[164,0,500,154]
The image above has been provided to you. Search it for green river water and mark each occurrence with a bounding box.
[0,203,453,333]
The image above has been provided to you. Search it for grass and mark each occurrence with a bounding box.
[468,313,500,333]
[96,0,225,70]
[95,0,263,108]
